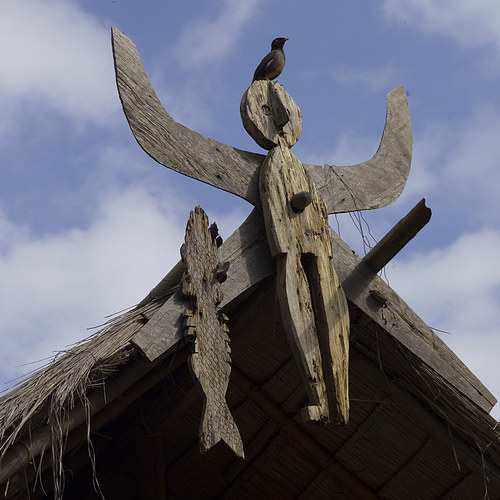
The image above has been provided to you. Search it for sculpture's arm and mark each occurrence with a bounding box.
[306,84,412,213]
[112,27,412,214]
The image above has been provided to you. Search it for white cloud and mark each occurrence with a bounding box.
[139,0,264,135]
[398,121,449,200]
[0,186,187,386]
[388,228,500,414]
[333,64,402,93]
[0,0,118,126]
[384,104,500,226]
[390,228,500,319]
[171,0,262,68]
[0,175,247,389]
[383,0,500,52]
[445,106,500,204]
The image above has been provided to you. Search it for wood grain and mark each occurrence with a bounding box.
[363,198,432,273]
[180,206,244,458]
[240,80,302,150]
[111,27,263,210]
[131,211,496,413]
[259,145,350,425]
[305,84,413,214]
[111,27,412,214]
[131,209,275,359]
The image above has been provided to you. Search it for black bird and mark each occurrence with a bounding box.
[252,38,289,82]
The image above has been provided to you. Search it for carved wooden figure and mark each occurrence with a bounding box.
[111,28,414,428]
[241,81,350,425]
[180,206,244,457]
[111,27,412,217]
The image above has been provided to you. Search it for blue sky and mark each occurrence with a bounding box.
[1,0,500,418]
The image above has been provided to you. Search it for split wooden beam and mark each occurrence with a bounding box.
[241,81,350,425]
[179,206,244,458]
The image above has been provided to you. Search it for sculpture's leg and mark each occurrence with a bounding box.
[301,252,350,425]
[276,252,330,423]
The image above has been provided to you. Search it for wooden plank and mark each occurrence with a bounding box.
[111,27,412,215]
[305,84,413,214]
[112,27,263,209]
[363,198,432,272]
[130,290,187,360]
[131,210,495,412]
[241,79,350,425]
[131,209,274,358]
[329,228,497,412]
[180,206,244,458]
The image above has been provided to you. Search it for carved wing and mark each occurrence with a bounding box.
[112,27,412,214]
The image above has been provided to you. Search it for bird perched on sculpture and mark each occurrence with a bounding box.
[252,38,289,82]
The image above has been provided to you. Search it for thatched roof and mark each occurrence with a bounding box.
[0,291,173,498]
[1,210,500,499]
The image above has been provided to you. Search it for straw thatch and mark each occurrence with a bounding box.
[0,290,174,499]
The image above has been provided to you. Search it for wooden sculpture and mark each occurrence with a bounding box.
[241,81,349,424]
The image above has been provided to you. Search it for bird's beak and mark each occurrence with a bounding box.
[285,38,290,41]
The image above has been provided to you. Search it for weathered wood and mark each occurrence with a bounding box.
[111,27,412,214]
[112,27,263,210]
[329,228,496,412]
[259,145,350,425]
[131,209,275,358]
[180,206,244,458]
[131,290,187,359]
[132,210,495,412]
[363,198,432,273]
[240,80,302,150]
[114,24,492,418]
[305,84,413,214]
[245,81,349,425]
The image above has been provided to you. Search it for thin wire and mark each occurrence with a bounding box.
[324,164,378,256]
